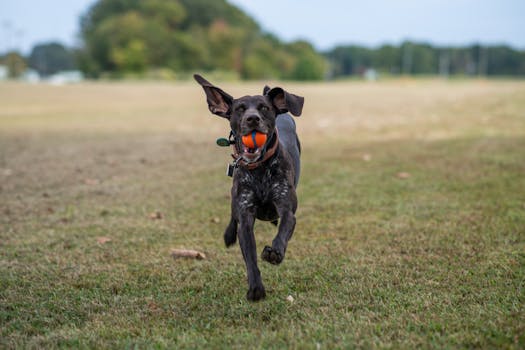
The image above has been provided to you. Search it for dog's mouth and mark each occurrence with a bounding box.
[241,145,263,162]
[240,130,268,162]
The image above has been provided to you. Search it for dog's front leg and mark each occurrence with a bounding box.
[262,190,297,265]
[237,205,266,301]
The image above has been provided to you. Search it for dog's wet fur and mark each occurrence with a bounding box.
[194,74,304,301]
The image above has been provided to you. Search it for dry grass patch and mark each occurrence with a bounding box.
[1,79,524,348]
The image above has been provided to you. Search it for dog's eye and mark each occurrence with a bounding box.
[259,105,269,112]
[236,105,246,112]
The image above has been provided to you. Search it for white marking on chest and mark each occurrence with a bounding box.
[239,191,254,208]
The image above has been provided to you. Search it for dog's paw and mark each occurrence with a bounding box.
[223,222,237,247]
[261,245,284,265]
[246,285,266,301]
[224,230,236,247]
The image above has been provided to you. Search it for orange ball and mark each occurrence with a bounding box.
[242,131,267,149]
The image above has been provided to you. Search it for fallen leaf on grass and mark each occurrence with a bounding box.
[84,178,100,185]
[396,172,411,179]
[211,217,220,223]
[148,301,160,313]
[286,295,295,303]
[171,249,206,260]
[149,211,163,220]
[97,237,112,244]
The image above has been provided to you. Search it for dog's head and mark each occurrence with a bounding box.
[194,74,304,163]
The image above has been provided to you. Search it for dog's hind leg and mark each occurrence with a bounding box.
[224,216,237,247]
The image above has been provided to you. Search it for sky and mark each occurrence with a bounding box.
[1,0,524,54]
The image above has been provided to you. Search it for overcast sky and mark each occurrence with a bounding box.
[1,0,524,54]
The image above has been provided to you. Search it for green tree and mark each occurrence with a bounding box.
[411,43,437,74]
[80,0,186,75]
[374,45,401,74]
[486,46,525,75]
[78,0,327,80]
[287,41,326,80]
[327,45,373,76]
[241,34,293,80]
[28,42,75,76]
[1,52,27,78]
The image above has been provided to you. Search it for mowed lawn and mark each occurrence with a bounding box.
[1,79,524,349]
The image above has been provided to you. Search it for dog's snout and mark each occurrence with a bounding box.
[246,114,261,124]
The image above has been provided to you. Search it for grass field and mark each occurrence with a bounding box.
[1,79,524,348]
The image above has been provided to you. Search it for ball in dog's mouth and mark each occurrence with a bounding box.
[241,131,267,161]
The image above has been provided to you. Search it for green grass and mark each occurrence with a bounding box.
[1,80,524,348]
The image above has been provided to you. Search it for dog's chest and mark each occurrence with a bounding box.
[236,162,289,206]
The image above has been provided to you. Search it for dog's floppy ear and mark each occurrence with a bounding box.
[267,87,304,116]
[262,85,271,95]
[194,74,233,119]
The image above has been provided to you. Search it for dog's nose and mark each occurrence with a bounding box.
[246,114,261,125]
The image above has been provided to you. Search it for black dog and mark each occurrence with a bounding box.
[194,74,304,301]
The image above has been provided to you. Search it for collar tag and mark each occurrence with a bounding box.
[226,163,235,177]
[217,130,236,147]
[216,138,231,147]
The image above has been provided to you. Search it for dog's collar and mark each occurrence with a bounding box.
[231,129,279,170]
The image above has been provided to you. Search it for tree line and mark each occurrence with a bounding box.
[327,42,525,77]
[1,0,524,80]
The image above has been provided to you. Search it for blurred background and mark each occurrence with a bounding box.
[2,2,525,347]
[1,0,524,82]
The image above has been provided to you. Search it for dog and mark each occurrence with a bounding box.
[194,74,304,301]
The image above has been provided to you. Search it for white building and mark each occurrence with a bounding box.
[21,69,40,83]
[48,70,84,85]
[0,65,8,80]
